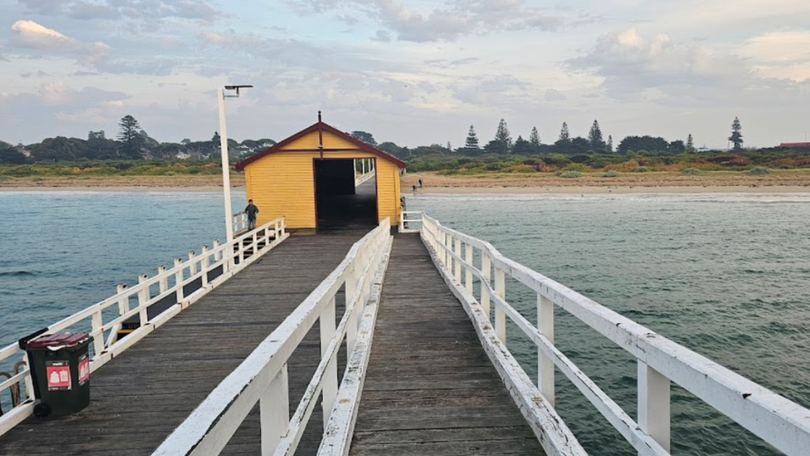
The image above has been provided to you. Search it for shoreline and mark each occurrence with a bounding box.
[3,184,810,195]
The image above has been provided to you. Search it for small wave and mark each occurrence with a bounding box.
[0,270,35,277]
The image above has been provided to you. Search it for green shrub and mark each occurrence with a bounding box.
[749,167,770,175]
[564,163,588,173]
[680,168,701,175]
[603,170,620,178]
[559,171,582,178]
[633,166,650,173]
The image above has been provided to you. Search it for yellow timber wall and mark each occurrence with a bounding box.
[243,130,401,229]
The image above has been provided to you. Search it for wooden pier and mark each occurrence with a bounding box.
[3,214,810,456]
[350,234,543,455]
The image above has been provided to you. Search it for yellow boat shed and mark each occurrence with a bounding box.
[236,114,406,230]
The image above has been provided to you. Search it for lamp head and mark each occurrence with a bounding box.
[224,84,253,96]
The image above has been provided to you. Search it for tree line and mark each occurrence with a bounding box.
[0,115,276,164]
[355,117,752,161]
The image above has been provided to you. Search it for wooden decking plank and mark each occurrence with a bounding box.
[348,234,545,455]
[0,231,364,456]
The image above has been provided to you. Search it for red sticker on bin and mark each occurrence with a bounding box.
[78,355,90,385]
[46,361,72,391]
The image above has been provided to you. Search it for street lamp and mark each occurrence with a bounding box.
[217,84,252,242]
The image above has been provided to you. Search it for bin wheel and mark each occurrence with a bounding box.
[34,402,51,418]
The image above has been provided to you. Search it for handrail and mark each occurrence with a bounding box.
[354,169,375,188]
[419,212,810,456]
[0,216,289,435]
[152,218,393,456]
[399,210,422,233]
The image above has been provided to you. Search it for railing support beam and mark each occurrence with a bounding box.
[495,267,506,342]
[261,364,290,455]
[638,361,671,453]
[538,294,555,407]
[320,297,338,428]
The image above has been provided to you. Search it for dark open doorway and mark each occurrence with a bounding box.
[314,158,378,229]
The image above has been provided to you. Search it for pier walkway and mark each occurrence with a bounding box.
[349,234,544,455]
[0,231,365,456]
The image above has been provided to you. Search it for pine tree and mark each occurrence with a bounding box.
[588,120,604,149]
[512,136,533,155]
[530,127,541,147]
[464,125,480,149]
[607,135,614,153]
[495,119,513,150]
[686,134,695,152]
[729,117,743,150]
[117,115,145,159]
[559,122,570,141]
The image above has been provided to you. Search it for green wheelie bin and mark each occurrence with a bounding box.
[20,331,93,418]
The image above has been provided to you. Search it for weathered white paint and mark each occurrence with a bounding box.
[421,226,588,456]
[638,362,671,453]
[398,210,422,233]
[538,294,555,407]
[0,217,289,436]
[319,235,392,456]
[151,219,392,456]
[419,212,810,456]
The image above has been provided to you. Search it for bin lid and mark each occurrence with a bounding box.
[27,332,90,349]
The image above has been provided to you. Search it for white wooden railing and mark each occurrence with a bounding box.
[399,210,422,233]
[354,169,375,188]
[152,218,393,456]
[419,213,810,456]
[233,211,248,234]
[0,217,289,436]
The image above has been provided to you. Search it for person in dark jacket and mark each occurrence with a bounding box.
[245,199,259,230]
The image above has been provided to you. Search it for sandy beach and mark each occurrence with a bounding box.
[2,170,810,193]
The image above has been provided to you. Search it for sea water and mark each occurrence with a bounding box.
[1,191,809,455]
[407,192,810,456]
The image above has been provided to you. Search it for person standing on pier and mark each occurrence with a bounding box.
[245,199,259,231]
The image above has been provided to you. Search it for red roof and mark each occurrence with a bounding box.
[236,119,406,170]
[780,142,810,148]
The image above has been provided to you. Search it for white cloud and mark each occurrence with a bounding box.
[740,29,810,82]
[10,20,80,50]
[291,0,574,42]
[9,20,110,64]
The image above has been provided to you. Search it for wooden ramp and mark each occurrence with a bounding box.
[349,234,545,456]
[0,231,365,456]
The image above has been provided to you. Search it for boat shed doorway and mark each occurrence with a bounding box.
[314,158,378,229]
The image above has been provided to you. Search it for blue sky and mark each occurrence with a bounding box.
[1,0,809,148]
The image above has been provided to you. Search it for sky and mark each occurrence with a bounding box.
[0,0,808,149]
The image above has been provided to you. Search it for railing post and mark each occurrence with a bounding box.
[538,294,555,407]
[212,240,221,262]
[137,273,149,326]
[638,362,671,453]
[260,364,290,455]
[494,267,506,342]
[481,254,491,319]
[91,309,104,357]
[464,243,473,294]
[158,266,168,293]
[320,297,338,428]
[174,258,185,303]
[281,218,286,237]
[453,238,462,283]
[188,251,197,275]
[239,238,245,264]
[117,283,129,315]
[345,268,357,354]
[201,246,210,286]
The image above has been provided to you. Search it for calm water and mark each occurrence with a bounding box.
[408,193,810,456]
[1,191,809,455]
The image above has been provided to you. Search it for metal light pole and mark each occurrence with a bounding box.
[217,84,252,242]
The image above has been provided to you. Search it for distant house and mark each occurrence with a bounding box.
[779,142,810,149]
[175,152,191,160]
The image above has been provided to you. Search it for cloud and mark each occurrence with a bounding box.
[16,0,222,22]
[372,30,391,42]
[9,20,110,63]
[10,20,79,50]
[567,27,752,102]
[544,88,566,101]
[454,74,536,110]
[291,0,572,42]
[740,29,810,82]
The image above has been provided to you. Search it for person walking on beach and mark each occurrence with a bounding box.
[245,199,259,230]
[418,177,423,188]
